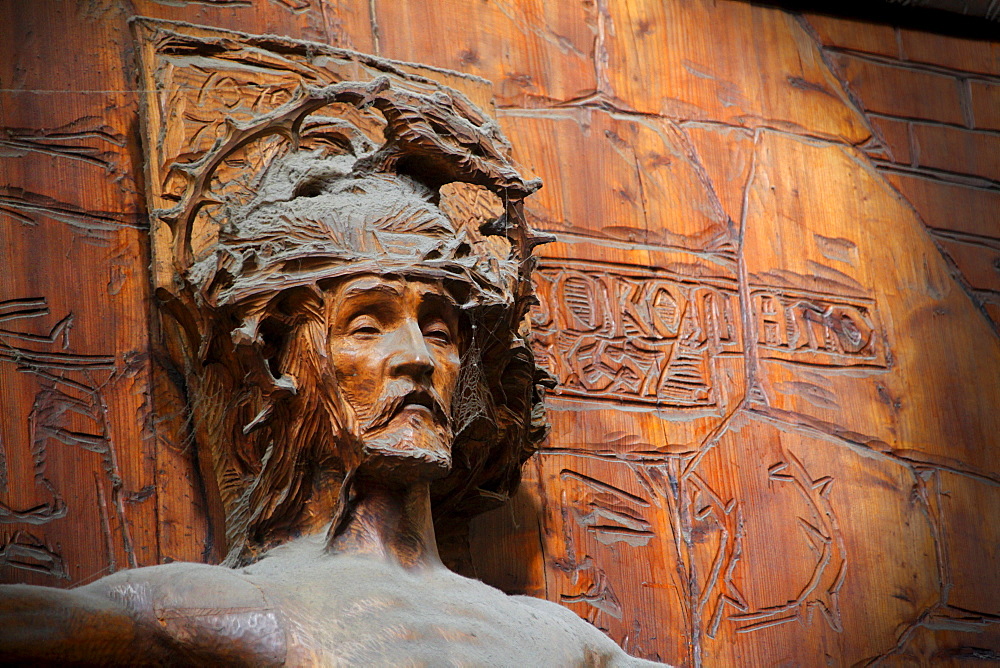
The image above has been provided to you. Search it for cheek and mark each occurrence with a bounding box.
[329,346,378,396]
[435,349,462,402]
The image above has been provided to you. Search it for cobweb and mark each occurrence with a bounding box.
[451,322,494,437]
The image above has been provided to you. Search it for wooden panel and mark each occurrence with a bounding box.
[934,236,1000,294]
[809,13,1000,335]
[970,80,1000,131]
[831,53,966,125]
[503,103,1000,662]
[897,27,1000,77]
[3,0,1000,665]
[909,123,1000,181]
[741,131,1000,474]
[868,115,913,164]
[806,14,900,57]
[374,0,597,108]
[600,0,871,142]
[0,1,156,586]
[884,172,1000,239]
[689,416,937,666]
[499,110,741,251]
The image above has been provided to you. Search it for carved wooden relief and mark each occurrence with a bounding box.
[2,1,999,666]
[0,0,156,588]
[132,19,555,566]
[0,17,672,666]
[467,3,1000,664]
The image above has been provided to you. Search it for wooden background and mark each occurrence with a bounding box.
[2,1,999,665]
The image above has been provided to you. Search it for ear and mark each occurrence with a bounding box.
[258,287,328,376]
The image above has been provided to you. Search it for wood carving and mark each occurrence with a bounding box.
[532,258,886,409]
[0,20,663,666]
[3,3,1000,666]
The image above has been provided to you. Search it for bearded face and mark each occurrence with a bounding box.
[320,274,462,483]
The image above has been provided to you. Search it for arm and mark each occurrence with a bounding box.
[0,583,173,665]
[2,563,289,667]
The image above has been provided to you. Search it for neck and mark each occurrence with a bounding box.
[326,478,442,570]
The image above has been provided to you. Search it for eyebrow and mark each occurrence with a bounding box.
[419,291,459,313]
[340,282,404,300]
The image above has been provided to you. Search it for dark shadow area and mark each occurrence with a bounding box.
[748,0,999,39]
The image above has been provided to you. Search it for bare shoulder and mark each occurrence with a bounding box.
[80,561,268,611]
[415,568,670,666]
[78,562,285,666]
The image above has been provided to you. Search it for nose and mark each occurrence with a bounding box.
[388,319,435,382]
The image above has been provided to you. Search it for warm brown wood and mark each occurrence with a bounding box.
[0,22,663,665]
[0,1,157,589]
[132,20,548,562]
[2,1,999,666]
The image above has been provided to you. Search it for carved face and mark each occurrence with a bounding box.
[324,274,462,482]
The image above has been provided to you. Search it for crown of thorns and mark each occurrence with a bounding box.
[161,76,548,305]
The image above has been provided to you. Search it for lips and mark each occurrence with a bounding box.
[398,389,439,416]
[358,386,450,433]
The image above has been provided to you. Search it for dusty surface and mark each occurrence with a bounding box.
[75,534,666,666]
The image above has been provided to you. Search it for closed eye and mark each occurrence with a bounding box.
[423,323,453,345]
[347,315,382,338]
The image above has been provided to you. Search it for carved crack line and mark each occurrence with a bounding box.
[913,468,952,605]
[822,44,1000,86]
[666,121,735,238]
[94,471,118,573]
[872,159,1000,191]
[593,0,613,97]
[796,18,1000,340]
[529,458,551,604]
[368,0,380,55]
[792,15,879,150]
[872,160,1000,339]
[147,0,252,6]
[860,604,939,666]
[866,110,1000,138]
[649,458,695,652]
[489,0,589,59]
[737,128,763,407]
[929,228,1000,251]
[501,102,869,149]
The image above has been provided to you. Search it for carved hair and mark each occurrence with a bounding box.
[158,78,551,564]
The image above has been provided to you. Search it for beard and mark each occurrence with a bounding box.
[272,318,457,503]
[318,374,455,485]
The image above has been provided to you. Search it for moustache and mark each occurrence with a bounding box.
[360,385,450,434]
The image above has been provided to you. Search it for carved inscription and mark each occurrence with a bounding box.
[531,262,740,407]
[148,0,251,5]
[752,289,884,367]
[271,0,311,11]
[555,468,648,625]
[0,118,127,172]
[0,434,6,495]
[696,452,847,638]
[547,449,848,658]
[0,531,67,580]
[531,259,888,407]
[0,187,142,245]
[561,470,655,549]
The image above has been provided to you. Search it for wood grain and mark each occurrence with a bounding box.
[2,0,999,665]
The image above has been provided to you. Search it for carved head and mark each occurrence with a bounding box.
[321,273,461,481]
[220,157,505,487]
[159,78,550,564]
